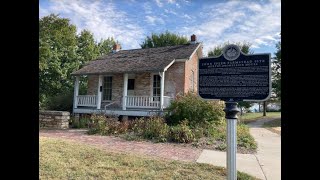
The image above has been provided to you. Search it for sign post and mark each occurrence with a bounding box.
[198,44,271,180]
[224,101,239,180]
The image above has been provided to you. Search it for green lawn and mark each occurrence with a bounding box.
[40,137,259,180]
[239,112,281,124]
[262,118,281,127]
[262,118,281,135]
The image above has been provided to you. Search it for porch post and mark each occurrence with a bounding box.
[97,75,103,109]
[123,73,128,110]
[160,71,165,110]
[73,76,80,109]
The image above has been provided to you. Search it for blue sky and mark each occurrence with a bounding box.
[39,0,281,56]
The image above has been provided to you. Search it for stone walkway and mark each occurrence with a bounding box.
[40,129,202,162]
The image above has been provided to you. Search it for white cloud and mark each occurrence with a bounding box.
[39,4,49,17]
[145,15,165,25]
[155,0,163,7]
[164,8,177,15]
[39,0,145,50]
[168,0,175,3]
[176,3,180,8]
[181,1,281,56]
[182,14,192,20]
[143,2,152,14]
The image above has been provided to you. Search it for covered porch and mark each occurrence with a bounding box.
[72,72,173,116]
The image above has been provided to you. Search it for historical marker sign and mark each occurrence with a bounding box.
[198,44,271,101]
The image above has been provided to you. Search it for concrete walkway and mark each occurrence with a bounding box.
[197,118,281,180]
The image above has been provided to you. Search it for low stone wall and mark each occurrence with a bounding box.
[39,111,70,129]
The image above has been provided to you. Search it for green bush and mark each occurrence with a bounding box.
[169,120,195,143]
[44,91,74,112]
[73,117,90,128]
[132,116,169,142]
[87,114,124,135]
[165,92,225,126]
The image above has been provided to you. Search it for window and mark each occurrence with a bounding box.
[128,79,135,90]
[103,76,112,101]
[153,75,161,101]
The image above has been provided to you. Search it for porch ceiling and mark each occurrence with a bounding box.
[71,43,200,75]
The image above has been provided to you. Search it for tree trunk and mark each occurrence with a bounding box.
[240,107,243,116]
[263,101,267,116]
[258,102,261,112]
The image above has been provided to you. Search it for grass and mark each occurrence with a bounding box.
[262,118,281,135]
[239,112,281,124]
[40,137,259,180]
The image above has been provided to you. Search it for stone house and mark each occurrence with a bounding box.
[71,35,203,117]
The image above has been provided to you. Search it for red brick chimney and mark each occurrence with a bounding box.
[190,34,197,44]
[112,44,121,53]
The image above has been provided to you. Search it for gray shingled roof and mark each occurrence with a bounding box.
[71,43,201,75]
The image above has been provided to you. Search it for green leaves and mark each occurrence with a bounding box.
[39,14,118,108]
[165,92,225,126]
[140,30,188,48]
[208,41,253,57]
[272,40,281,100]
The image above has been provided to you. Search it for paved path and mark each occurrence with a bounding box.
[197,118,281,180]
[40,129,202,162]
[248,118,281,180]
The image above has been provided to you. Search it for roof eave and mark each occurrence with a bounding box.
[188,42,202,60]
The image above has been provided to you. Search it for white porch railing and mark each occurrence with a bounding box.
[125,96,172,109]
[76,95,97,107]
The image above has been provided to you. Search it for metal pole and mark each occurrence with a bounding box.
[224,101,240,180]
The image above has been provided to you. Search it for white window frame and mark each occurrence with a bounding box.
[150,73,161,101]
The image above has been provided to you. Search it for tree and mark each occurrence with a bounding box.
[272,40,281,100]
[98,37,117,56]
[208,42,254,115]
[39,14,122,110]
[208,41,253,57]
[77,30,100,66]
[39,14,80,105]
[140,31,188,48]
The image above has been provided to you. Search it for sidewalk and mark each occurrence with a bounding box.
[196,118,281,180]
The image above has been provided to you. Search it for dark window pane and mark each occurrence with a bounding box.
[103,76,112,100]
[128,79,135,90]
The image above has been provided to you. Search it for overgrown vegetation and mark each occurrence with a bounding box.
[165,92,225,126]
[72,117,91,129]
[40,137,258,179]
[86,93,257,153]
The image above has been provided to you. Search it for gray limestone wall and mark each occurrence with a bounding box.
[39,111,70,129]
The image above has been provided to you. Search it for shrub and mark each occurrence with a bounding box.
[87,114,122,135]
[73,117,90,128]
[169,120,195,143]
[44,91,74,112]
[132,116,169,142]
[165,92,225,126]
